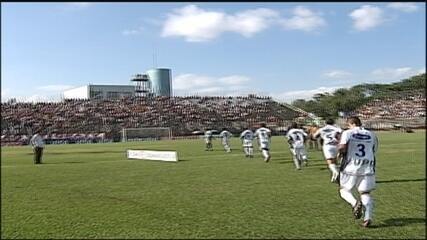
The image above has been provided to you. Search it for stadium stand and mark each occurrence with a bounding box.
[1,95,300,146]
[340,91,426,130]
[354,93,425,119]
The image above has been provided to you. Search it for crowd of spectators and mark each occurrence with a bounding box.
[355,93,426,120]
[1,95,300,146]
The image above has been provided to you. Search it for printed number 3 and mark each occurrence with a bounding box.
[355,144,365,157]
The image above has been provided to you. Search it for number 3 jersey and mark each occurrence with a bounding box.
[339,127,379,176]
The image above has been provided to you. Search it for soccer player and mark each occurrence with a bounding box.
[254,123,272,162]
[307,124,321,150]
[338,116,378,228]
[240,128,254,158]
[313,118,342,182]
[219,128,232,153]
[204,130,214,151]
[286,122,308,170]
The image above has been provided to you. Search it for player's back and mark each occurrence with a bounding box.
[255,127,271,142]
[287,128,306,141]
[317,125,342,145]
[340,127,378,175]
[241,130,254,140]
[205,130,213,139]
[220,130,231,139]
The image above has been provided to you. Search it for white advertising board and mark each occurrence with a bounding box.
[127,150,178,162]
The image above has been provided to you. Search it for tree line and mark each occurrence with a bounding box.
[291,73,426,119]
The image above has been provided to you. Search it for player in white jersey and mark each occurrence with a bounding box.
[338,116,378,228]
[240,129,254,158]
[219,128,232,153]
[313,118,342,182]
[254,123,272,162]
[286,122,308,170]
[204,130,214,151]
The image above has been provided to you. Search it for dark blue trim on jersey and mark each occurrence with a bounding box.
[352,133,371,140]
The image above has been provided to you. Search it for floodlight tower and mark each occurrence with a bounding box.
[131,73,151,97]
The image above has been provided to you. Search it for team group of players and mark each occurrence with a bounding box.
[203,116,378,228]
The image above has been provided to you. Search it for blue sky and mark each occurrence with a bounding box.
[1,2,426,102]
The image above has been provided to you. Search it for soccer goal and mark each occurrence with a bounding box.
[122,127,172,142]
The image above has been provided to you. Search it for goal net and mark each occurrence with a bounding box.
[122,127,172,142]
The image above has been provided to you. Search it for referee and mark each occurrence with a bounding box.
[30,129,45,164]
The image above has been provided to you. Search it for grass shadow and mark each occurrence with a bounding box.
[376,178,426,184]
[26,150,125,155]
[42,161,86,165]
[371,217,425,228]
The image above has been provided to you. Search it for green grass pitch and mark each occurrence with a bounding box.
[1,131,425,239]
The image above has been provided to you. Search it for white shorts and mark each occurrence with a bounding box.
[291,147,307,158]
[243,140,253,148]
[260,140,270,150]
[205,139,212,144]
[339,173,376,193]
[293,140,304,149]
[323,144,338,159]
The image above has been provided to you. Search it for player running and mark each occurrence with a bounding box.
[219,128,232,153]
[240,128,255,158]
[286,122,308,170]
[254,123,272,162]
[338,116,379,228]
[313,118,342,182]
[204,130,214,151]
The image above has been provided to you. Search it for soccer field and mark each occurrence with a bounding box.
[1,131,425,239]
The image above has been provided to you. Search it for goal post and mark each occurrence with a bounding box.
[122,127,172,142]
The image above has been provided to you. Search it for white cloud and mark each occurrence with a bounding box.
[1,94,62,103]
[1,85,70,102]
[162,5,227,42]
[173,74,212,90]
[387,3,419,12]
[161,5,280,42]
[1,88,11,102]
[36,85,75,92]
[323,70,352,79]
[371,67,423,82]
[122,27,144,36]
[271,86,343,103]
[226,8,280,37]
[417,67,426,74]
[218,75,250,85]
[279,6,327,32]
[349,5,385,31]
[25,94,55,103]
[173,73,251,96]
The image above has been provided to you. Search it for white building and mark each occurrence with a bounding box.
[63,84,135,100]
[63,68,173,100]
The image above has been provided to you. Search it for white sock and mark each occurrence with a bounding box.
[249,147,253,156]
[340,189,357,207]
[293,156,300,169]
[244,147,249,155]
[361,193,373,221]
[262,150,269,159]
[328,164,339,175]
